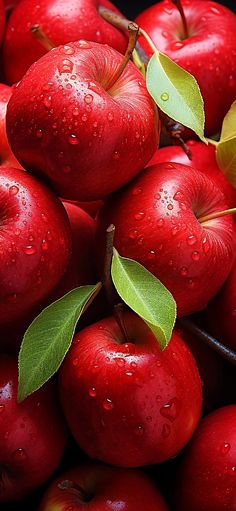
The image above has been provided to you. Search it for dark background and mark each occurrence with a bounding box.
[114,0,236,18]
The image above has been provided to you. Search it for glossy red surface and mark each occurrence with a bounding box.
[0,356,67,502]
[59,312,202,467]
[0,84,22,168]
[136,0,236,135]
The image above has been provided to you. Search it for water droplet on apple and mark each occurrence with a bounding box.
[134,425,144,436]
[89,387,97,398]
[12,448,27,461]
[41,240,48,251]
[180,266,188,276]
[134,211,145,220]
[114,357,125,367]
[84,94,93,105]
[0,404,5,413]
[112,151,120,160]
[58,59,73,74]
[160,398,181,422]
[22,245,37,255]
[36,129,43,139]
[162,30,169,38]
[107,112,114,121]
[210,6,220,14]
[132,187,142,195]
[187,235,197,246]
[9,185,19,195]
[43,96,52,108]
[125,371,133,377]
[221,442,231,455]
[77,40,92,49]
[161,92,169,101]
[167,204,173,210]
[191,251,200,261]
[128,229,138,240]
[157,218,164,227]
[103,398,114,411]
[68,134,79,145]
[60,44,75,56]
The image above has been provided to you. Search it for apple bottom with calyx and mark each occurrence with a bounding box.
[173,405,236,511]
[147,140,236,208]
[206,259,236,351]
[97,162,236,317]
[38,462,168,511]
[0,355,67,502]
[59,312,202,468]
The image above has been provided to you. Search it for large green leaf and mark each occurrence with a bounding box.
[111,249,176,349]
[146,51,206,142]
[216,101,236,187]
[18,283,102,402]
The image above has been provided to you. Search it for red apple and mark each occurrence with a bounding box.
[3,0,128,84]
[0,355,67,502]
[135,0,236,136]
[0,0,5,45]
[59,312,202,467]
[174,405,236,511]
[4,0,21,14]
[38,462,168,511]
[0,166,71,327]
[206,259,236,350]
[6,40,159,201]
[0,84,22,169]
[147,140,236,207]
[97,162,235,317]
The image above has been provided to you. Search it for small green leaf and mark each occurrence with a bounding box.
[18,283,102,402]
[111,249,176,349]
[146,51,206,142]
[216,101,236,187]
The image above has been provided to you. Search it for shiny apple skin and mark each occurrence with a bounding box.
[0,84,22,169]
[0,167,71,326]
[38,462,168,511]
[206,260,236,350]
[59,312,202,467]
[3,0,128,84]
[97,162,235,317]
[136,0,236,136]
[6,41,159,201]
[0,356,67,502]
[174,405,236,511]
[147,141,236,207]
[0,0,5,44]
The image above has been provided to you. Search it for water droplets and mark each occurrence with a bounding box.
[22,245,37,255]
[161,92,169,101]
[221,442,231,455]
[0,404,5,413]
[58,59,73,74]
[9,185,19,195]
[43,96,52,108]
[103,398,114,411]
[84,94,93,105]
[12,448,27,461]
[160,398,181,422]
[134,211,145,221]
[60,44,75,56]
[68,134,79,145]
[112,151,120,160]
[187,235,197,246]
[36,129,43,139]
[107,112,114,121]
[77,40,92,49]
[134,425,144,436]
[89,387,97,398]
[191,251,200,261]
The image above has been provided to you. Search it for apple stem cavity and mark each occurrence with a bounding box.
[30,25,55,51]
[58,479,93,503]
[171,0,189,40]
[198,207,236,224]
[179,318,236,366]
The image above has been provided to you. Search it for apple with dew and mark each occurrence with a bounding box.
[135,0,236,136]
[206,259,236,351]
[59,312,202,467]
[6,40,159,201]
[174,405,236,511]
[3,0,128,84]
[38,462,168,511]
[0,166,71,328]
[0,84,22,169]
[147,140,236,208]
[97,162,236,317]
[0,355,67,502]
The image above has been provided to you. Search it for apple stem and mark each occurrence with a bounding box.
[171,0,189,39]
[107,22,139,91]
[30,25,55,51]
[103,224,118,309]
[179,318,236,366]
[198,207,236,224]
[206,137,218,147]
[114,303,130,343]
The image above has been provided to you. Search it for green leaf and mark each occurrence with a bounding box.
[111,249,176,349]
[216,101,236,187]
[146,51,206,142]
[18,283,102,402]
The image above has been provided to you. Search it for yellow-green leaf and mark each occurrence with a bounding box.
[216,101,236,187]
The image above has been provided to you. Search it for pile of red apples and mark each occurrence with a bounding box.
[1,0,236,510]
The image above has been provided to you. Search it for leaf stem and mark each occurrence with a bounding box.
[171,0,189,39]
[198,207,236,224]
[102,224,117,309]
[30,25,55,51]
[179,318,236,366]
